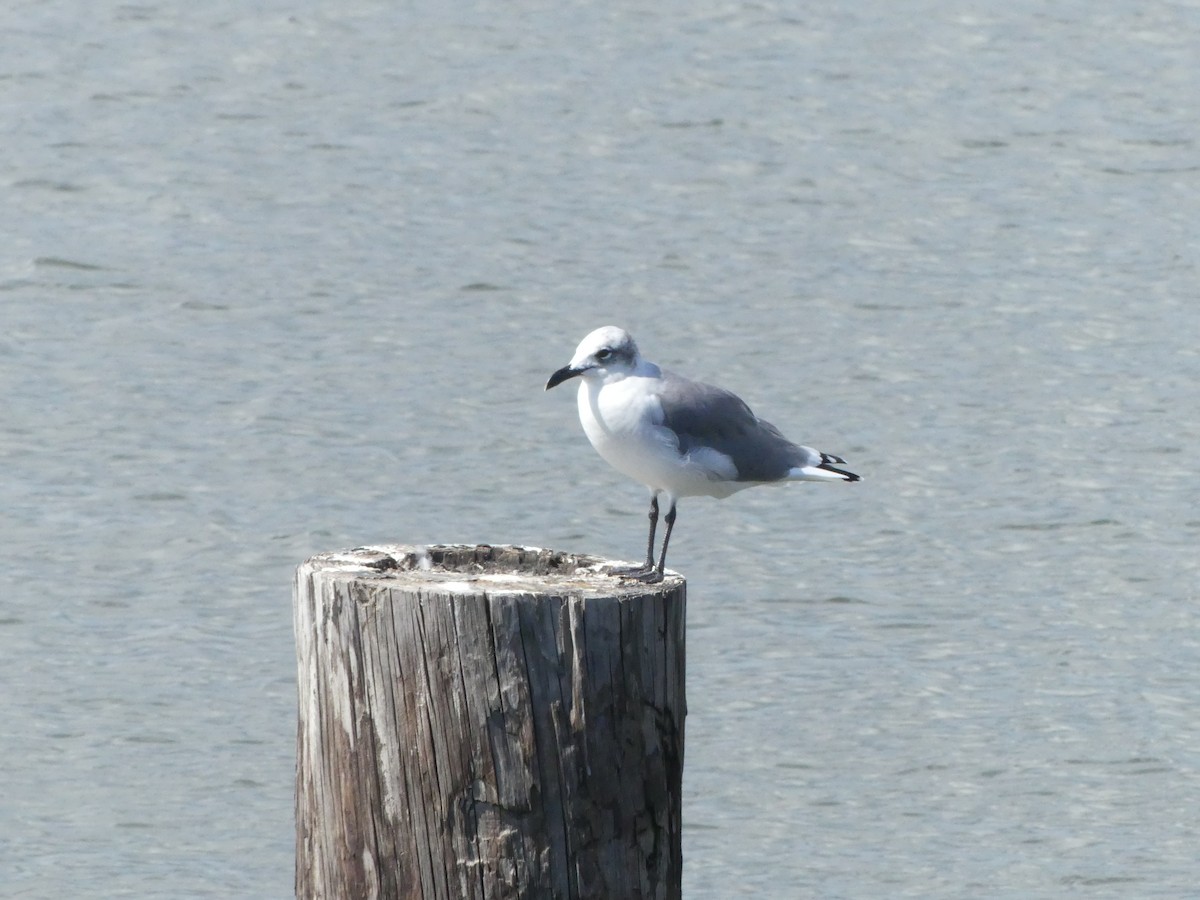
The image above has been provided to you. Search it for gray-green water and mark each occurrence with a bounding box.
[3,1,1199,896]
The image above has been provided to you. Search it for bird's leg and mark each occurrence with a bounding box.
[642,495,659,570]
[624,500,676,584]
[607,496,660,579]
[650,502,677,582]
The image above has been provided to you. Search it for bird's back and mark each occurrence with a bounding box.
[657,371,815,482]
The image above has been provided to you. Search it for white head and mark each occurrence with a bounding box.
[545,326,646,390]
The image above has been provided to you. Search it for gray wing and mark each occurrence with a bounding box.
[657,370,815,481]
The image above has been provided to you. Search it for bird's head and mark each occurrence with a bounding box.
[545,326,642,390]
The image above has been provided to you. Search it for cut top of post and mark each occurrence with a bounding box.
[300,543,684,595]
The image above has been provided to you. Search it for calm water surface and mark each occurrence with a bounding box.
[3,1,1199,897]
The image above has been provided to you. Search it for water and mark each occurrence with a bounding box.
[3,1,1198,896]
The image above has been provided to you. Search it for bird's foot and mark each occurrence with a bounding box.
[630,569,664,584]
[604,564,664,584]
[603,563,660,582]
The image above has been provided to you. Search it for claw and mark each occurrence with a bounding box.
[602,564,664,584]
[630,569,663,584]
[603,563,655,579]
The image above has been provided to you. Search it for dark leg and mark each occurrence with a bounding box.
[625,500,676,584]
[653,502,677,580]
[642,495,659,569]
[606,495,660,578]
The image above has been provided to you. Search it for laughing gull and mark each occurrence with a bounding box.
[546,326,860,582]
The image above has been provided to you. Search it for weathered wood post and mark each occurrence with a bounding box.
[294,543,686,900]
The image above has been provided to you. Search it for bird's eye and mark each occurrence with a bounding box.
[596,348,613,361]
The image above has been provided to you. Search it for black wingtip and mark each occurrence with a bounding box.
[821,464,861,482]
[817,451,859,482]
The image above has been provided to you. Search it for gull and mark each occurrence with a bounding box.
[546,325,860,582]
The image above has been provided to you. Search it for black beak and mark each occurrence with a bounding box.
[545,365,581,391]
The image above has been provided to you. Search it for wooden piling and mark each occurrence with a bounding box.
[293,543,686,900]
